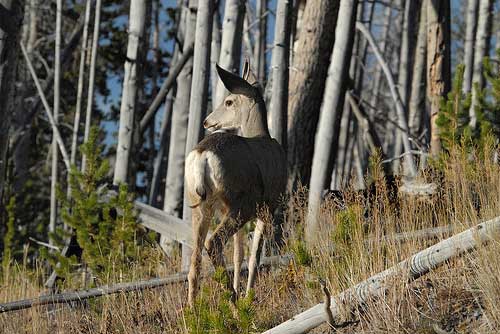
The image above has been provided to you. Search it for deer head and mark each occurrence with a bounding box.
[203,60,270,138]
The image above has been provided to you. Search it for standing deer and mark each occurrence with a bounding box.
[185,61,287,306]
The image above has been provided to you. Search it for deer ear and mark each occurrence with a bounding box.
[242,58,250,81]
[216,63,257,98]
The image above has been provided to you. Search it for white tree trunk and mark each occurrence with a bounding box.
[253,0,267,82]
[163,1,194,216]
[113,0,147,185]
[408,0,427,138]
[70,0,92,169]
[268,0,291,147]
[468,0,493,130]
[214,0,246,107]
[50,0,63,242]
[181,0,214,268]
[306,0,358,245]
[210,8,221,111]
[82,0,102,172]
[462,0,479,94]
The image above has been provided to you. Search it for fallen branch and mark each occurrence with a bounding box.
[0,254,292,313]
[264,215,500,333]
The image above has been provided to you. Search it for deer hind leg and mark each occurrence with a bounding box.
[245,218,265,296]
[205,215,243,303]
[233,229,244,294]
[188,207,210,307]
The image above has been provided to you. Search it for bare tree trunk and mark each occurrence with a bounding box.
[210,7,221,111]
[409,0,427,138]
[369,2,392,111]
[427,0,451,156]
[253,0,267,82]
[214,0,246,107]
[70,0,92,170]
[468,0,493,130]
[0,0,24,203]
[49,0,63,243]
[306,0,357,245]
[181,0,214,269]
[113,0,147,185]
[462,0,478,94]
[268,0,291,148]
[356,23,418,177]
[163,1,194,217]
[287,0,339,190]
[82,0,102,171]
[330,106,352,190]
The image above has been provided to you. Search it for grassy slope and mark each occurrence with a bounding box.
[1,145,500,334]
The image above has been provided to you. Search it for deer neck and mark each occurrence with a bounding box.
[239,98,270,138]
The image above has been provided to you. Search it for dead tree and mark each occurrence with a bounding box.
[253,0,267,82]
[0,0,25,203]
[427,0,451,156]
[306,0,358,245]
[113,0,147,184]
[462,0,479,94]
[468,0,493,130]
[287,0,339,190]
[214,0,246,107]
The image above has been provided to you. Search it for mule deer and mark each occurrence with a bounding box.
[185,61,287,305]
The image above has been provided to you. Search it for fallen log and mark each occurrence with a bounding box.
[1,254,292,313]
[264,215,500,333]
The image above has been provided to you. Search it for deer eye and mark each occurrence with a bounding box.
[225,100,233,107]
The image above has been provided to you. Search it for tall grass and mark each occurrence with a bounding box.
[1,143,499,333]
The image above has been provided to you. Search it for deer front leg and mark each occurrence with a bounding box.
[246,219,265,296]
[205,216,242,303]
[233,229,244,294]
[188,208,210,307]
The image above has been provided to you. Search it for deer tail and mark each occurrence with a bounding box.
[189,153,208,209]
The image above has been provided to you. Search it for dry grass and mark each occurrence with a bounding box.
[1,145,500,333]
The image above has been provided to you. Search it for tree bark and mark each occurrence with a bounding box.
[409,0,427,139]
[462,0,479,94]
[0,0,24,203]
[253,0,267,82]
[427,0,451,156]
[468,0,493,130]
[163,1,194,217]
[49,0,63,242]
[210,7,221,111]
[82,0,102,171]
[214,0,246,107]
[113,0,147,185]
[306,0,357,245]
[268,0,291,148]
[287,0,339,190]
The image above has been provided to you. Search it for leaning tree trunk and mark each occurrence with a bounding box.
[287,0,339,190]
[462,0,478,94]
[0,0,24,203]
[181,0,215,268]
[409,0,427,139]
[306,0,357,245]
[113,0,147,185]
[268,0,291,148]
[427,0,451,157]
[468,0,493,131]
[214,0,246,107]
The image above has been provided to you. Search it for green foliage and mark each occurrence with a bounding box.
[2,197,16,270]
[436,64,471,151]
[291,239,312,267]
[476,50,500,139]
[185,288,257,334]
[332,206,363,245]
[46,127,146,284]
